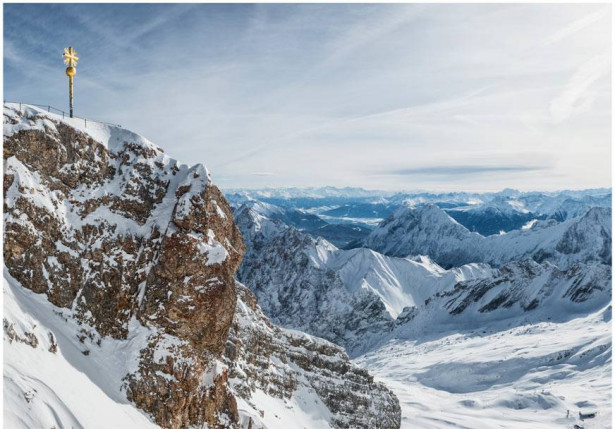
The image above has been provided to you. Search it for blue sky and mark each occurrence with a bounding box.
[4,3,611,191]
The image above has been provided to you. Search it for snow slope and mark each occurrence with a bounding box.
[3,269,159,429]
[326,249,493,318]
[353,256,611,428]
[356,306,611,429]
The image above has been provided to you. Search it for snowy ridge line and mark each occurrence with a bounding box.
[4,101,122,128]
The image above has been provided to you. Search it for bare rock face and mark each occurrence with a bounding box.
[4,104,244,428]
[226,283,402,429]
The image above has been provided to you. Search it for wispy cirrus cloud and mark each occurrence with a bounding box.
[550,52,611,123]
[3,3,610,192]
[543,6,609,46]
[384,165,548,177]
[251,172,278,177]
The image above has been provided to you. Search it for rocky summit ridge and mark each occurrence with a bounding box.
[3,103,401,429]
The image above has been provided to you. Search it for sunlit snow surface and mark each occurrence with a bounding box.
[356,306,611,429]
[3,270,159,429]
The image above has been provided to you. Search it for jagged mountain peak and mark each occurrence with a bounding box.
[385,203,471,232]
[362,196,611,269]
[237,199,285,216]
[578,205,611,226]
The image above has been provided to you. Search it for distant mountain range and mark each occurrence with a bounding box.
[228,199,373,247]
[226,187,611,237]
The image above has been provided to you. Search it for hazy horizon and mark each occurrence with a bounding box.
[221,185,612,195]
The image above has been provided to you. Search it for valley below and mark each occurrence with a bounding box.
[357,307,611,429]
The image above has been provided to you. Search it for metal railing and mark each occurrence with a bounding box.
[4,101,122,128]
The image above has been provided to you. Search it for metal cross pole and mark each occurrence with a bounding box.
[62,47,79,118]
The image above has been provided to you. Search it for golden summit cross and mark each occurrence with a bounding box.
[62,47,79,117]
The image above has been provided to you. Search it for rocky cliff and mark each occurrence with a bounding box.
[3,103,400,428]
[226,282,401,428]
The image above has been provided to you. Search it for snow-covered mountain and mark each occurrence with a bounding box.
[444,204,538,236]
[235,201,496,355]
[441,191,611,236]
[233,200,328,231]
[228,199,372,247]
[3,103,401,428]
[391,259,611,337]
[235,203,392,355]
[236,199,611,346]
[235,194,612,428]
[226,186,392,200]
[362,203,611,269]
[518,191,611,220]
[326,251,493,319]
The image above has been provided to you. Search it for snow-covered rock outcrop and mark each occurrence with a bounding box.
[3,103,401,428]
[226,282,401,428]
[391,259,611,338]
[4,103,247,427]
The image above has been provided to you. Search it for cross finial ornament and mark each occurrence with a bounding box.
[62,46,79,67]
